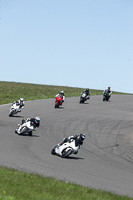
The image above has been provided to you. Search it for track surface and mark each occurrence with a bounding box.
[0,95,133,197]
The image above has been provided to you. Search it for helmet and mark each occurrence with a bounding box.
[108,86,111,90]
[85,88,89,93]
[85,88,89,92]
[20,98,23,101]
[35,116,40,124]
[60,90,64,94]
[78,133,85,142]
[80,133,85,141]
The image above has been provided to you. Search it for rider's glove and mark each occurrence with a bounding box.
[27,118,30,122]
[63,138,68,143]
[33,127,37,131]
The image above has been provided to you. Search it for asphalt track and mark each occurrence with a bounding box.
[0,95,133,197]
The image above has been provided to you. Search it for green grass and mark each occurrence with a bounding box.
[0,167,132,200]
[0,81,130,105]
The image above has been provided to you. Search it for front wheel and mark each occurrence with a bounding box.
[62,148,73,158]
[55,102,59,108]
[19,127,27,135]
[79,98,84,104]
[28,131,32,136]
[103,96,106,101]
[51,147,56,155]
[9,110,14,117]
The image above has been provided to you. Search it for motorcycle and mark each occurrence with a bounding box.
[79,92,89,103]
[55,96,63,108]
[103,90,111,101]
[51,139,80,158]
[9,103,22,117]
[15,120,36,136]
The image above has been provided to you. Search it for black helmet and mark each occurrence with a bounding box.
[80,133,85,140]
[108,86,111,90]
[85,88,89,92]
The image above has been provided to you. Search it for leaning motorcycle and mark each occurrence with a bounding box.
[9,103,21,117]
[79,92,89,103]
[103,90,111,101]
[15,120,36,136]
[55,96,63,108]
[51,139,80,158]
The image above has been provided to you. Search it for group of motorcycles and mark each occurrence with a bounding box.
[8,99,84,158]
[8,90,111,158]
[79,90,111,104]
[9,103,37,136]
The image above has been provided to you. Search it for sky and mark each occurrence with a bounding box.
[0,0,133,93]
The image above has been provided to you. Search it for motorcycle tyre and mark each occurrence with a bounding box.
[19,127,27,135]
[28,131,32,136]
[9,110,14,117]
[51,147,56,155]
[62,149,73,158]
[55,103,59,108]
[103,96,106,101]
[79,98,84,104]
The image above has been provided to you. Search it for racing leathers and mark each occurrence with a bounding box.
[21,118,40,131]
[81,90,90,99]
[60,135,84,154]
[13,100,25,112]
[103,87,112,96]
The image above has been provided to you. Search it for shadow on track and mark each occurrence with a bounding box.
[10,116,24,118]
[65,156,84,160]
[15,133,39,137]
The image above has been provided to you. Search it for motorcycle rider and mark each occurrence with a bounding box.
[81,88,90,99]
[55,90,65,105]
[16,116,40,134]
[103,86,112,96]
[60,133,85,154]
[13,98,25,112]
[22,116,40,129]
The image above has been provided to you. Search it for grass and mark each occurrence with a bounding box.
[0,167,132,200]
[0,81,132,199]
[0,81,130,105]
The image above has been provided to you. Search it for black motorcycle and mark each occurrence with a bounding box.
[103,90,111,101]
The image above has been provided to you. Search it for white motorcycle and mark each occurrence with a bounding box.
[51,139,80,158]
[9,103,23,117]
[79,92,90,103]
[15,120,36,136]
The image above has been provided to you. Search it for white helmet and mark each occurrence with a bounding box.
[20,98,24,102]
[60,90,64,94]
[35,116,40,124]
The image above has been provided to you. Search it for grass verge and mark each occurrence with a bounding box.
[0,167,132,200]
[0,81,130,105]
